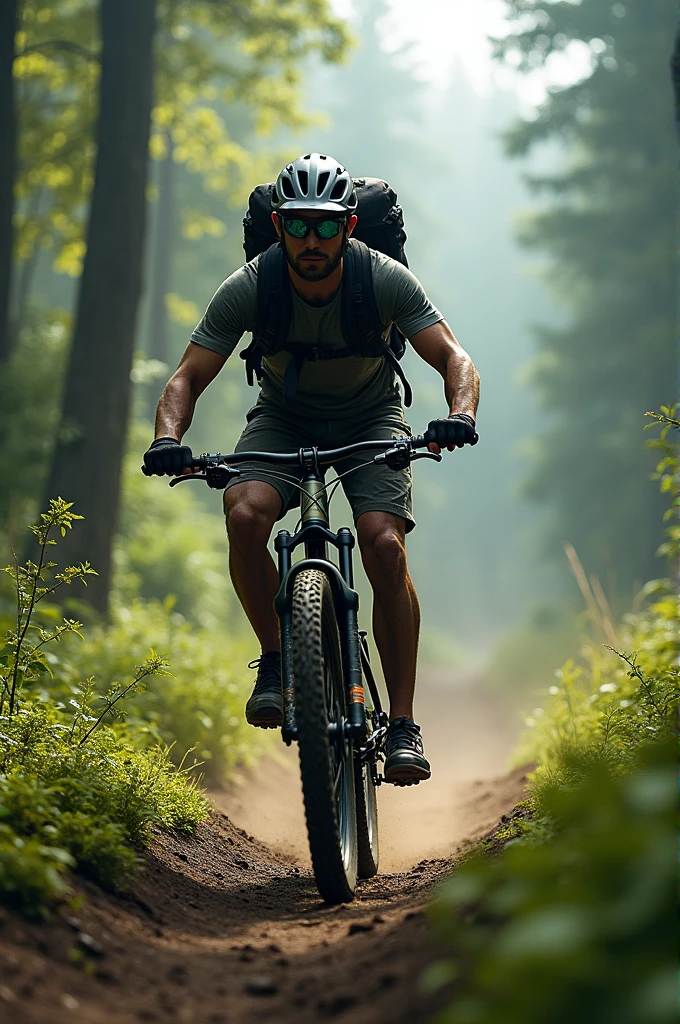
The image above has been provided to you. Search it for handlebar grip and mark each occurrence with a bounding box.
[141,456,206,477]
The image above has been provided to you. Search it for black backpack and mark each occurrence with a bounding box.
[240,177,413,406]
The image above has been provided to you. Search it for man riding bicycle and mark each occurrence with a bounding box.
[143,153,480,786]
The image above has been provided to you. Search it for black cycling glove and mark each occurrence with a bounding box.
[424,414,479,450]
[143,437,194,476]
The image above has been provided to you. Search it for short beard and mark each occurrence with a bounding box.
[283,229,347,283]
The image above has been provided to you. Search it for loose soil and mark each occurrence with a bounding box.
[0,674,530,1023]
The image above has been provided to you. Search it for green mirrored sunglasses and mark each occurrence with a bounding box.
[281,216,346,241]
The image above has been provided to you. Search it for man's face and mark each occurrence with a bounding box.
[272,211,358,282]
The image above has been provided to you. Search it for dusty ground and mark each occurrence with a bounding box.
[0,673,530,1024]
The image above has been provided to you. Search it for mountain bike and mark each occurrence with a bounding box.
[156,434,441,903]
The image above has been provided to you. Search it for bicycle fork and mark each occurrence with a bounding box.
[273,531,367,746]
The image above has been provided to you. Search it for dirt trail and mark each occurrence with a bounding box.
[0,673,528,1024]
[216,669,519,869]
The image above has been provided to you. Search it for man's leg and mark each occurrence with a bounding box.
[357,511,430,784]
[356,511,420,720]
[224,480,282,653]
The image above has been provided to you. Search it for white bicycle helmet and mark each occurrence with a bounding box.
[272,153,358,214]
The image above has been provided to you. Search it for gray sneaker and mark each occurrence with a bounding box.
[383,717,431,786]
[245,652,283,729]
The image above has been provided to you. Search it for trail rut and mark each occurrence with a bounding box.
[0,674,529,1023]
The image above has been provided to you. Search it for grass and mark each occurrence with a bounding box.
[0,500,209,917]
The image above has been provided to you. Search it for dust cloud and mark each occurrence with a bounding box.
[213,670,521,872]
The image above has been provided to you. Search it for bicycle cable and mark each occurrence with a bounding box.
[290,458,379,533]
[238,446,404,526]
[254,469,332,519]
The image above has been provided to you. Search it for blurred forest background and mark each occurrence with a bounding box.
[0,0,675,706]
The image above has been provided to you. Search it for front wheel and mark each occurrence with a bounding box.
[355,753,379,878]
[291,569,358,903]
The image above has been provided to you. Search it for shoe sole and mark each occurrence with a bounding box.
[383,764,431,787]
[245,697,283,730]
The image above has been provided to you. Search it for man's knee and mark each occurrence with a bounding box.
[358,514,407,583]
[224,484,280,544]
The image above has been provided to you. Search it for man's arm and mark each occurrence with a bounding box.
[155,342,226,440]
[409,319,479,419]
[409,320,480,454]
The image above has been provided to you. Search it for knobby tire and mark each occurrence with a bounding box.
[355,757,379,878]
[291,569,358,903]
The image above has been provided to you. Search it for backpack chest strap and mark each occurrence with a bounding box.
[279,344,358,401]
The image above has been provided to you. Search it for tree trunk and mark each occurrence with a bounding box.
[44,0,156,616]
[0,0,18,365]
[149,133,174,364]
[146,133,174,417]
[673,21,680,137]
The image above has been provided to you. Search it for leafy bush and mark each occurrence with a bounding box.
[0,501,208,916]
[515,586,678,795]
[427,412,678,1024]
[114,421,241,630]
[0,826,75,919]
[427,742,676,1024]
[1,699,207,892]
[49,597,261,782]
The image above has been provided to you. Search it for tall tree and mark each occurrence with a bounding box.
[495,0,676,601]
[44,0,156,615]
[148,135,174,370]
[0,0,18,364]
[38,0,350,615]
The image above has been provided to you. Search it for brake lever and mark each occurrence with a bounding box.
[169,465,240,489]
[412,451,442,463]
[169,473,206,487]
[375,444,443,470]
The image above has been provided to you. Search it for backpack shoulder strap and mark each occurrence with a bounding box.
[340,239,384,357]
[241,242,291,385]
[341,239,413,407]
[254,242,291,350]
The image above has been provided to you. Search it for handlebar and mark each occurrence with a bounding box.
[141,434,442,487]
[189,434,430,472]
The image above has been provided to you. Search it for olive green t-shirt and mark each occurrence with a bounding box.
[189,248,443,416]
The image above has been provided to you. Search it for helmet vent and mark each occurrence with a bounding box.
[330,180,346,201]
[271,153,355,212]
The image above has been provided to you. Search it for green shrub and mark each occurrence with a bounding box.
[515,586,678,794]
[47,597,261,782]
[1,701,207,884]
[427,413,678,1024]
[0,825,74,918]
[114,421,241,630]
[0,501,209,916]
[427,742,676,1024]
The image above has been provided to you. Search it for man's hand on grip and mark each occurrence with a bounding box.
[425,414,478,454]
[143,437,194,476]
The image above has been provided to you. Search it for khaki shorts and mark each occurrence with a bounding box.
[225,396,415,532]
